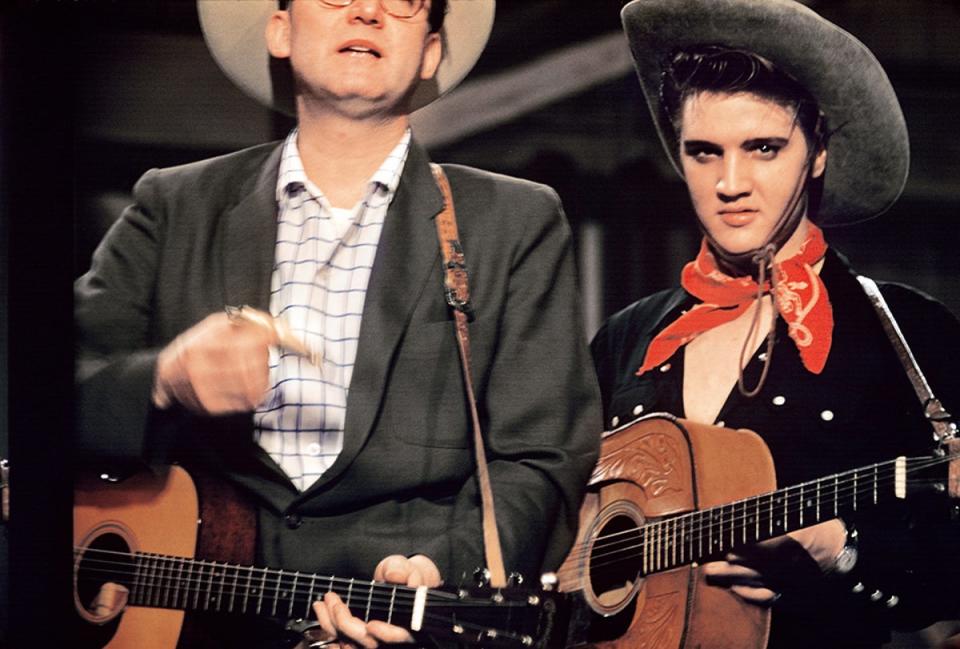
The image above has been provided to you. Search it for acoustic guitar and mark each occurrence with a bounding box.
[74,416,957,649]
[556,413,959,649]
[73,465,567,649]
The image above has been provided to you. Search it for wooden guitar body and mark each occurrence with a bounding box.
[73,465,256,649]
[74,466,199,649]
[558,414,777,649]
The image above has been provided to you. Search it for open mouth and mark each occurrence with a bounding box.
[339,43,382,58]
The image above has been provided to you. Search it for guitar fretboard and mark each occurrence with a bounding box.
[81,550,420,625]
[589,455,928,576]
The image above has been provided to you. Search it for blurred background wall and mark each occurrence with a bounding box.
[69,0,960,340]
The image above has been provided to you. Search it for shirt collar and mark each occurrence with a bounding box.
[275,128,412,204]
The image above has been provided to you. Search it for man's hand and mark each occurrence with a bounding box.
[701,518,847,605]
[311,555,442,648]
[152,312,277,414]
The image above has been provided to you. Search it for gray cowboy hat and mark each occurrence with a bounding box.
[621,0,909,225]
[198,0,495,115]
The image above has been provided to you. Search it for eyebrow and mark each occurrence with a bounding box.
[742,137,791,149]
[682,139,722,153]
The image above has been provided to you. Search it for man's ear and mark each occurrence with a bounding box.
[266,10,292,59]
[419,32,442,81]
[812,146,827,179]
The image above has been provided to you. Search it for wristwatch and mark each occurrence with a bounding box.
[831,522,859,575]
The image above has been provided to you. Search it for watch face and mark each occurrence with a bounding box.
[834,547,858,574]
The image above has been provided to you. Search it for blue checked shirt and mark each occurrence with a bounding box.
[254,129,411,491]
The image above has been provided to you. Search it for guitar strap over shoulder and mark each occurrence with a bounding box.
[429,163,508,588]
[857,275,959,497]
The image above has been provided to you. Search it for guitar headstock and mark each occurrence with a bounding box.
[418,577,569,649]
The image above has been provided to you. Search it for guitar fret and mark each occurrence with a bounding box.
[770,493,773,537]
[215,562,226,611]
[729,503,735,548]
[306,574,318,619]
[289,572,300,618]
[387,585,397,625]
[799,485,804,527]
[228,564,239,613]
[257,568,267,616]
[242,565,253,614]
[156,555,167,608]
[708,510,713,555]
[697,511,703,559]
[781,492,788,532]
[873,466,878,504]
[347,578,355,609]
[671,517,677,568]
[816,481,821,521]
[717,506,723,553]
[853,472,858,512]
[833,476,839,516]
[754,498,760,542]
[206,561,216,610]
[273,569,283,617]
[740,500,750,545]
[150,554,162,608]
[173,558,186,610]
[642,526,648,575]
[364,581,374,622]
[677,516,687,565]
[166,556,178,608]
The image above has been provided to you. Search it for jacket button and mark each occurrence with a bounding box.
[285,513,303,529]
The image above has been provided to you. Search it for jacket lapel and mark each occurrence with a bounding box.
[304,142,444,492]
[221,144,283,311]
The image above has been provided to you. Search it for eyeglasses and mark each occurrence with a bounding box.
[316,0,426,20]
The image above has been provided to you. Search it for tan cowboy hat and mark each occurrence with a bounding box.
[621,0,910,225]
[198,0,495,115]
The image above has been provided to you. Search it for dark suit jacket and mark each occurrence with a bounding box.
[75,140,602,585]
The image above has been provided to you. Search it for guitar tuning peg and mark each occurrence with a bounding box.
[473,567,491,587]
[540,572,558,592]
[507,572,525,586]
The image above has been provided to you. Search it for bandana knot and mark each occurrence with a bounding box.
[637,224,834,377]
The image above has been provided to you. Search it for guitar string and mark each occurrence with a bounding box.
[561,456,935,573]
[72,559,530,641]
[72,560,525,641]
[559,457,950,578]
[564,452,950,562]
[555,451,955,577]
[73,551,527,613]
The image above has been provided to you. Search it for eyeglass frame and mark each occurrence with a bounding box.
[315,0,428,20]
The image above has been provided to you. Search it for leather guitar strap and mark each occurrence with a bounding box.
[857,275,959,497]
[430,163,508,588]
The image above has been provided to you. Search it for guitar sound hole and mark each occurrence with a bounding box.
[589,513,643,608]
[76,532,134,619]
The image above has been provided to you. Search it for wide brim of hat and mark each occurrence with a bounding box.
[621,0,909,225]
[198,0,495,116]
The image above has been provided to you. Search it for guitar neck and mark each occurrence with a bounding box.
[613,456,917,575]
[117,555,419,627]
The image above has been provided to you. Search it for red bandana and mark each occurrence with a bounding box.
[637,224,834,376]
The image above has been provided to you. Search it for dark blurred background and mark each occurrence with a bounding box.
[66,0,960,338]
[2,0,959,646]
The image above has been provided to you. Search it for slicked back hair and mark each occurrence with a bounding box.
[662,45,827,151]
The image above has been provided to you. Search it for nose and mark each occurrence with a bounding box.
[716,154,751,201]
[347,0,385,26]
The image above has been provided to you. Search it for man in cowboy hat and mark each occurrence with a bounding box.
[75,1,600,645]
[591,0,960,646]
